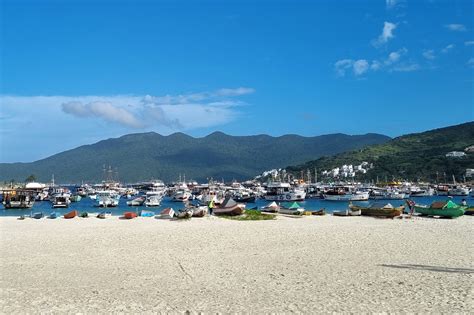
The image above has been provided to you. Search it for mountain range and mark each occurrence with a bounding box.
[286,122,474,182]
[0,132,390,183]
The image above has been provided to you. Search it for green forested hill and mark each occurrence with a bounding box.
[286,122,474,182]
[0,132,390,183]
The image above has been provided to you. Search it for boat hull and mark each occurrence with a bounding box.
[350,204,404,218]
[64,210,78,219]
[414,205,465,218]
[213,205,244,216]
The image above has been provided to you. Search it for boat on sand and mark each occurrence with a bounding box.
[64,210,78,219]
[349,202,404,218]
[278,202,304,215]
[412,200,465,218]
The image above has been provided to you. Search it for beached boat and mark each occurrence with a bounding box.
[139,209,155,217]
[64,210,78,219]
[333,209,361,216]
[80,212,89,218]
[349,202,404,218]
[260,201,280,213]
[413,200,466,218]
[175,209,193,219]
[32,212,44,219]
[310,209,326,216]
[97,211,112,219]
[278,202,305,215]
[213,197,245,216]
[192,206,208,217]
[157,207,175,219]
[48,211,59,219]
[123,211,137,219]
[464,206,474,215]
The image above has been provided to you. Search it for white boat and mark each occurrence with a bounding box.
[95,190,120,207]
[260,201,280,213]
[333,209,361,216]
[51,194,70,208]
[127,196,145,206]
[171,189,192,202]
[264,182,306,202]
[278,202,304,215]
[409,186,435,197]
[157,207,175,219]
[144,195,162,207]
[448,185,470,196]
[323,187,369,201]
[369,188,407,200]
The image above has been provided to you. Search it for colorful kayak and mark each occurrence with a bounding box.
[413,200,465,218]
[139,210,155,217]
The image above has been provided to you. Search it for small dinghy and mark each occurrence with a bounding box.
[175,209,193,219]
[32,212,44,219]
[278,202,304,215]
[333,209,361,216]
[213,197,245,216]
[64,210,78,219]
[190,206,208,217]
[139,210,155,217]
[310,209,326,216]
[260,201,280,213]
[123,212,137,219]
[157,207,175,219]
[97,211,112,219]
[79,212,89,218]
[18,215,26,220]
[49,211,59,219]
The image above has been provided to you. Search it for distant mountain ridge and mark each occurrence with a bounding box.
[286,122,474,182]
[0,131,390,183]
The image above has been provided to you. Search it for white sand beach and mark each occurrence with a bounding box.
[0,215,472,313]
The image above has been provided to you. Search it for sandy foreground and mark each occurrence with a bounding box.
[0,214,473,313]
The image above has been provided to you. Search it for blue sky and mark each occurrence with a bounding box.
[1,0,473,162]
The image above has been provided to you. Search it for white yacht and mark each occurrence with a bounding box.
[323,186,369,201]
[95,190,120,207]
[264,182,306,202]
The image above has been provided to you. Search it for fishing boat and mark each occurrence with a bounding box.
[369,188,407,200]
[323,186,369,201]
[95,190,120,207]
[310,209,326,216]
[144,195,162,207]
[123,211,137,219]
[260,201,280,213]
[278,202,305,215]
[70,194,82,202]
[333,209,361,216]
[2,192,35,209]
[51,194,70,208]
[465,206,474,215]
[349,202,404,218]
[48,211,59,219]
[127,196,145,206]
[32,212,44,219]
[213,197,245,216]
[175,209,193,219]
[97,211,112,219]
[191,206,208,217]
[139,209,155,217]
[157,207,175,219]
[264,182,306,201]
[64,210,78,219]
[412,200,466,218]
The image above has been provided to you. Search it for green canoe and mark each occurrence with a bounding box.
[414,200,466,218]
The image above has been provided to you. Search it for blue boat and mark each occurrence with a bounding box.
[49,212,59,219]
[32,212,44,219]
[139,210,155,217]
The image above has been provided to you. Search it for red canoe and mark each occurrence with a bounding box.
[123,212,137,219]
[64,210,78,219]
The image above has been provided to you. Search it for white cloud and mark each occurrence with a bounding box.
[422,49,436,60]
[392,63,420,72]
[334,59,354,77]
[386,0,400,9]
[370,60,382,71]
[444,24,466,32]
[1,87,255,132]
[385,48,408,65]
[465,41,474,46]
[353,60,369,76]
[441,44,455,53]
[372,22,397,47]
[468,58,474,68]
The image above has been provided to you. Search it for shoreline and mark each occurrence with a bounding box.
[1,215,472,313]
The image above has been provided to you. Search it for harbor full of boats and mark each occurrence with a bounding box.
[1,179,473,219]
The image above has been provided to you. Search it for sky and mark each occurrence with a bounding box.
[0,0,473,162]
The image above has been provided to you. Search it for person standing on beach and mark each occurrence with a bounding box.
[208,199,214,215]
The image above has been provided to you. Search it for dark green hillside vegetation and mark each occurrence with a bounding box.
[287,122,474,182]
[0,132,389,183]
